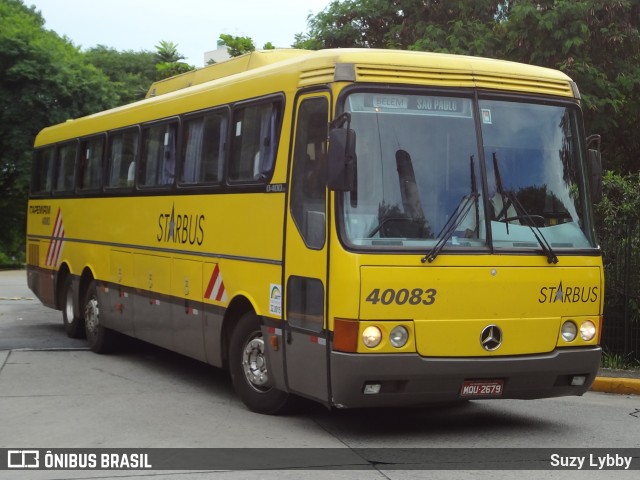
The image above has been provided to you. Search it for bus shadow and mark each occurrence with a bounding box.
[303,399,562,439]
[109,335,235,396]
[80,335,568,440]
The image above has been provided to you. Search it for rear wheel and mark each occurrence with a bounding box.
[84,280,116,353]
[61,275,85,338]
[229,312,291,414]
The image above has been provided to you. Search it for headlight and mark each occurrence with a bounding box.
[362,326,382,348]
[389,326,409,348]
[580,320,597,341]
[561,321,577,342]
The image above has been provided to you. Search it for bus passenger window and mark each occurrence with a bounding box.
[54,142,78,193]
[229,100,281,183]
[180,110,227,185]
[106,129,139,188]
[141,122,177,187]
[32,147,56,195]
[79,136,104,191]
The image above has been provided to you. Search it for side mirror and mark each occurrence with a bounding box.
[586,135,602,204]
[327,128,357,191]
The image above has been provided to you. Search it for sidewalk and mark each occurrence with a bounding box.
[592,368,640,395]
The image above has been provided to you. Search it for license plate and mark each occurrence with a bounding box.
[460,379,504,398]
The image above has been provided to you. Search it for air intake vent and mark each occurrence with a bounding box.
[354,65,573,97]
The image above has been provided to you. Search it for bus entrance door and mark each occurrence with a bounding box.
[282,93,331,404]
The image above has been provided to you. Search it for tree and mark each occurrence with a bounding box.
[84,45,157,104]
[154,40,194,80]
[218,34,256,57]
[155,40,184,63]
[294,0,504,52]
[0,0,119,261]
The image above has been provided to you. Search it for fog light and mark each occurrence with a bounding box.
[390,326,409,348]
[362,326,382,348]
[570,375,587,386]
[580,320,596,341]
[363,383,381,394]
[561,321,577,342]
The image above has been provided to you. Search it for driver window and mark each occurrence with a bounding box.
[290,97,328,249]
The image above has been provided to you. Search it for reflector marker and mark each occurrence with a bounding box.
[45,208,65,267]
[204,264,227,302]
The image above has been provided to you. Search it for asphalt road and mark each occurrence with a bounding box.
[1,269,638,479]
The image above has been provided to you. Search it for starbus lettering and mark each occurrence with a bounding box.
[538,282,598,304]
[157,204,205,245]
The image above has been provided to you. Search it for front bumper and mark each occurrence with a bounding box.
[330,347,601,408]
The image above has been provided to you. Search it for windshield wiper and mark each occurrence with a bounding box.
[492,153,558,264]
[422,192,479,264]
[500,190,559,264]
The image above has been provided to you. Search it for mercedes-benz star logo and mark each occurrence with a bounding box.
[480,325,502,351]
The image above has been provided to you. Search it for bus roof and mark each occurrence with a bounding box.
[35,48,577,147]
[145,49,310,98]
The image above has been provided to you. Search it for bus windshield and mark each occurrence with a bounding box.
[340,91,596,253]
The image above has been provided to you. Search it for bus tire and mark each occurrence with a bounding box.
[83,280,116,354]
[61,275,85,339]
[229,312,291,414]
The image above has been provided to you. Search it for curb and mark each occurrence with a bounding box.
[591,377,640,395]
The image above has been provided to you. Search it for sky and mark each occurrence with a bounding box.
[26,0,333,67]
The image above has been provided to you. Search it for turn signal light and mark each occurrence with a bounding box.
[333,318,359,352]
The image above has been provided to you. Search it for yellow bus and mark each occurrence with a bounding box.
[26,48,604,414]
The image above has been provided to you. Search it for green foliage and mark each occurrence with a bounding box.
[84,45,157,104]
[218,34,256,57]
[0,0,119,260]
[155,60,195,80]
[155,40,184,63]
[600,349,640,369]
[154,40,194,80]
[596,171,640,223]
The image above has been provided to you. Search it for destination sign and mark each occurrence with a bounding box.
[348,93,472,118]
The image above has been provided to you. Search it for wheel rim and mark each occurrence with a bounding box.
[64,286,74,324]
[85,295,99,337]
[241,332,270,392]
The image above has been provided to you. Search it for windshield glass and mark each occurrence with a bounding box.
[479,99,595,249]
[339,91,596,252]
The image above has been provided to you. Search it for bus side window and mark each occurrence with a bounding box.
[32,146,56,195]
[229,100,281,183]
[140,122,177,187]
[106,129,139,189]
[53,141,78,193]
[78,136,104,191]
[290,97,328,249]
[180,110,227,185]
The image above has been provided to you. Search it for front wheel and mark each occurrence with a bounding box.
[84,280,116,353]
[229,312,291,414]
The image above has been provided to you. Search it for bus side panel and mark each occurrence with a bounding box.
[132,253,172,350]
[171,258,206,362]
[103,249,135,335]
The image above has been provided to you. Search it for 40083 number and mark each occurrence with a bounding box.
[365,288,437,306]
